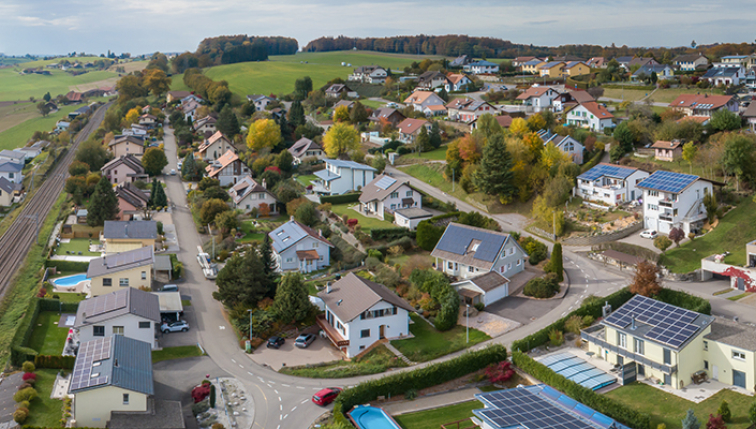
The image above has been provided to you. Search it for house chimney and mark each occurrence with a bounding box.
[326,282,332,293]
[631,315,637,330]
[290,215,295,222]
[337,299,343,306]
[262,179,266,189]
[82,312,86,321]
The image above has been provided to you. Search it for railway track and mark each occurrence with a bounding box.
[0,102,110,298]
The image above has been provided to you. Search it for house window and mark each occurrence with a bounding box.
[703,340,708,351]
[93,326,105,337]
[139,321,151,329]
[258,194,265,199]
[634,338,644,355]
[704,360,709,370]
[313,243,319,248]
[391,204,396,210]
[649,191,659,197]
[113,326,124,335]
[406,190,413,197]
[286,258,293,263]
[663,349,671,365]
[361,329,370,338]
[617,332,627,349]
[448,262,454,270]
[390,192,399,199]
[123,394,129,405]
[733,350,746,361]
[119,278,129,287]
[508,248,515,255]
[500,251,506,259]
[103,278,112,287]
[468,266,474,272]
[517,259,522,266]
[141,271,146,280]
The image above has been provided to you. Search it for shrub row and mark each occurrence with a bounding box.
[34,354,75,369]
[655,288,711,315]
[329,235,366,269]
[416,212,461,251]
[600,84,656,90]
[370,236,414,256]
[512,351,652,429]
[44,259,90,272]
[580,149,605,174]
[523,275,560,298]
[11,298,80,366]
[370,228,415,241]
[320,193,361,205]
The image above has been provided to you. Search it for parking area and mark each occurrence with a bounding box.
[249,334,343,371]
[0,373,22,424]
[158,299,199,348]
[618,230,662,253]
[487,295,564,325]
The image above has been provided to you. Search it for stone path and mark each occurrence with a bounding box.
[384,342,414,365]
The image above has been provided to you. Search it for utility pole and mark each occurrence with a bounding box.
[553,211,557,241]
[452,168,455,192]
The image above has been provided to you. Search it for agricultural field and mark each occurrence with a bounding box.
[602,87,724,104]
[0,67,118,102]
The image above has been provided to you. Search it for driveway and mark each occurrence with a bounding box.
[486,296,565,326]
[158,302,199,348]
[618,230,661,254]
[0,373,22,423]
[250,336,343,371]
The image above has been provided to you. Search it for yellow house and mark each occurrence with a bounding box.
[108,135,145,158]
[102,220,159,254]
[566,61,591,76]
[582,294,756,392]
[539,61,566,78]
[520,60,546,74]
[87,246,154,297]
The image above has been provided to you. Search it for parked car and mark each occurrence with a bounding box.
[640,230,658,239]
[161,320,189,333]
[267,336,285,349]
[295,333,316,348]
[162,284,178,292]
[312,387,342,406]
[170,169,177,176]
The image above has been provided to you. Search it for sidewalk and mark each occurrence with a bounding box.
[380,387,481,416]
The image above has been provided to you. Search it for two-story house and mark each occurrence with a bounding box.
[539,61,566,78]
[102,220,159,254]
[404,91,446,112]
[108,135,145,158]
[192,115,217,136]
[205,150,251,186]
[445,74,472,92]
[638,170,714,235]
[195,131,236,162]
[463,60,499,75]
[312,159,376,195]
[181,99,202,122]
[138,114,157,129]
[359,174,422,220]
[565,102,614,132]
[456,100,498,122]
[537,130,584,164]
[703,66,745,86]
[0,149,26,164]
[565,61,591,76]
[368,108,406,128]
[288,137,325,164]
[317,273,414,358]
[396,118,431,144]
[587,57,606,68]
[166,90,190,103]
[246,94,274,111]
[416,71,449,90]
[673,54,709,71]
[349,65,388,84]
[575,163,649,206]
[519,59,547,74]
[75,288,160,349]
[325,84,357,99]
[668,94,738,117]
[0,177,21,207]
[652,140,683,162]
[431,222,528,307]
[632,64,674,81]
[269,219,333,272]
[101,154,147,186]
[0,160,23,185]
[552,89,595,112]
[516,86,559,113]
[115,183,150,221]
[228,175,278,214]
[87,246,154,297]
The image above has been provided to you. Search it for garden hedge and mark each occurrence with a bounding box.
[512,351,652,429]
[44,259,90,272]
[11,298,79,367]
[416,212,461,251]
[34,355,75,369]
[320,193,361,205]
[370,228,415,242]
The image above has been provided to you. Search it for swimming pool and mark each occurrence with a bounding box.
[348,406,401,429]
[51,274,89,287]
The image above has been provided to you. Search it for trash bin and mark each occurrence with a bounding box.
[245,340,252,353]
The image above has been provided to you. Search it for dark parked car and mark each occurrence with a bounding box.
[267,336,285,349]
[295,333,316,348]
[312,387,342,406]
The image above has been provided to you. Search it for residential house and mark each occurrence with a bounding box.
[565,61,591,76]
[565,102,614,132]
[702,66,745,86]
[102,220,159,254]
[513,56,542,67]
[192,115,217,135]
[403,91,446,112]
[393,207,432,230]
[464,60,499,74]
[312,159,376,195]
[101,154,147,186]
[0,160,23,185]
[288,137,325,164]
[15,146,42,160]
[246,94,274,111]
[269,219,333,272]
[396,118,431,144]
[181,99,201,122]
[65,91,84,103]
[587,57,606,68]
[553,55,585,62]
[332,100,355,115]
[87,246,155,297]
[56,121,70,132]
[141,105,152,114]
[469,115,513,132]
[552,89,595,112]
[582,294,756,393]
[638,170,713,235]
[416,71,449,90]
[616,57,658,70]
[519,59,547,74]
[537,130,584,164]
[720,55,750,67]
[431,222,528,306]
[652,140,683,162]
[121,124,148,138]
[445,74,472,92]
[108,135,145,158]
[166,90,191,103]
[456,100,498,122]
[75,288,160,349]
[516,86,559,113]
[205,150,251,186]
[43,101,58,112]
[325,84,357,99]
[228,175,278,214]
[359,174,422,220]
[673,54,709,71]
[742,102,756,132]
[632,64,674,81]
[539,61,566,78]
[423,104,448,117]
[348,65,388,84]
[668,94,738,117]
[316,273,413,358]
[180,94,203,105]
[138,114,157,129]
[449,55,471,68]
[115,183,150,221]
[0,177,21,207]
[575,163,650,206]
[368,108,406,128]
[0,150,26,164]
[195,131,236,162]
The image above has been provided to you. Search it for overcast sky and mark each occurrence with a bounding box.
[1,0,755,56]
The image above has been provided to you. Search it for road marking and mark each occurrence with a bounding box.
[292,406,297,412]
[280,415,282,421]
[301,399,308,404]
[282,384,290,387]
[297,386,305,390]
[280,404,283,411]
[239,364,244,368]
[231,358,237,363]
[267,384,272,388]
[561,311,567,316]
[277,426,280,429]
[284,414,289,419]
[269,381,276,384]
[219,326,226,330]
[248,372,254,376]
[274,390,279,394]
[258,377,265,382]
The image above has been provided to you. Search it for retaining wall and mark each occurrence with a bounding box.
[562,221,643,246]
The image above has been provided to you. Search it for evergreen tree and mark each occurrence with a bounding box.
[87,176,119,226]
[273,273,311,324]
[182,153,198,181]
[278,113,291,143]
[241,101,256,117]
[438,87,449,102]
[545,243,564,282]
[43,92,51,102]
[259,235,278,298]
[288,101,306,127]
[153,181,168,208]
[429,121,442,148]
[350,101,369,124]
[149,178,158,207]
[414,126,431,154]
[682,409,700,429]
[472,133,515,202]
[216,105,240,137]
[212,251,269,308]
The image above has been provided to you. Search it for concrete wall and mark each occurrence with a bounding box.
[74,387,147,428]
[562,221,643,246]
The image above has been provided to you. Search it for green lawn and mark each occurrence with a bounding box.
[661,198,756,273]
[28,311,69,355]
[391,314,490,362]
[0,66,118,101]
[278,344,406,378]
[400,146,448,162]
[238,219,274,243]
[25,369,63,428]
[295,174,317,187]
[606,382,753,429]
[394,400,483,429]
[602,87,724,104]
[152,345,205,363]
[399,163,468,201]
[359,99,384,109]
[51,237,100,257]
[329,203,395,231]
[54,293,87,303]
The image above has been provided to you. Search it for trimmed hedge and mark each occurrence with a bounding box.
[580,149,604,173]
[11,298,80,367]
[513,351,652,429]
[330,235,366,270]
[34,354,75,369]
[44,259,90,272]
[601,84,655,90]
[370,228,415,241]
[656,288,711,315]
[320,193,361,205]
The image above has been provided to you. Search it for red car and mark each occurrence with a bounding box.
[312,387,342,406]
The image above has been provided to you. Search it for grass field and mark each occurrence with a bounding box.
[0,67,118,102]
[27,311,69,355]
[278,345,406,378]
[330,203,395,231]
[51,238,100,257]
[399,146,448,162]
[602,87,724,104]
[661,197,755,273]
[172,50,444,97]
[395,400,483,429]
[152,345,204,363]
[391,314,489,362]
[25,369,63,428]
[295,174,317,187]
[606,382,752,429]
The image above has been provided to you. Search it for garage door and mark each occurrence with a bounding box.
[733,370,746,389]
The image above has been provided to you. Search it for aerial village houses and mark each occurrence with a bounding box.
[652,140,683,162]
[0,178,21,207]
[519,59,546,74]
[114,183,150,221]
[368,107,406,128]
[396,118,430,144]
[192,115,217,136]
[108,135,145,158]
[673,54,710,71]
[403,91,445,112]
[195,131,236,162]
[668,94,738,117]
[358,174,422,220]
[463,60,499,74]
[312,159,376,195]
[575,163,650,206]
[101,154,147,185]
[638,170,714,235]
[539,61,566,78]
[348,65,388,84]
[538,130,585,164]
[87,246,155,297]
[516,86,559,113]
[247,94,274,110]
[102,220,159,254]
[416,71,449,90]
[205,150,251,186]
[269,219,333,272]
[445,74,472,92]
[228,175,278,214]
[565,101,615,132]
[0,160,23,185]
[75,288,161,349]
[288,137,325,164]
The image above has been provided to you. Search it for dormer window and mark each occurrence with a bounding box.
[471,243,479,252]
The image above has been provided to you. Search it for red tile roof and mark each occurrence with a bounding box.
[580,102,614,119]
[397,118,429,135]
[668,94,735,110]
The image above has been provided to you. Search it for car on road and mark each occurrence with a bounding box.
[312,387,342,406]
[161,320,189,333]
[640,230,658,239]
[387,102,397,108]
[170,169,177,176]
[267,336,285,349]
[295,333,316,348]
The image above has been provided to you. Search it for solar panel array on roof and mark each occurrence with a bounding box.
[70,337,112,391]
[637,170,699,194]
[476,388,594,429]
[374,176,397,190]
[604,294,701,348]
[578,164,636,181]
[79,290,128,317]
[538,353,616,391]
[435,223,507,263]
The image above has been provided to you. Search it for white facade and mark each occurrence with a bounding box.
[361,184,422,220]
[313,161,376,195]
[437,237,526,281]
[323,301,409,358]
[452,278,509,307]
[575,169,649,206]
[234,189,278,214]
[566,104,614,132]
[78,313,157,350]
[445,75,472,92]
[642,180,712,235]
[273,235,330,273]
[463,61,500,74]
[394,211,432,230]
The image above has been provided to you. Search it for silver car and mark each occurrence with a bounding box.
[161,320,189,333]
[295,333,316,348]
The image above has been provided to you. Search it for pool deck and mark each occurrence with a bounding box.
[379,387,481,416]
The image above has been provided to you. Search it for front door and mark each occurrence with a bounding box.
[379,325,385,340]
[617,355,624,365]
[664,374,671,385]
[733,370,746,388]
[713,365,719,380]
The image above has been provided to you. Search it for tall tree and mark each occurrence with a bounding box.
[200,198,230,225]
[216,105,240,137]
[87,176,119,226]
[259,235,278,298]
[472,133,516,202]
[414,126,431,154]
[288,100,306,127]
[723,134,756,191]
[294,76,313,100]
[323,122,359,158]
[474,114,502,141]
[182,153,200,181]
[429,121,442,148]
[545,243,564,282]
[43,92,51,102]
[76,138,112,171]
[150,179,168,208]
[212,251,268,308]
[246,119,282,151]
[710,109,741,132]
[142,69,172,96]
[273,273,311,323]
[36,102,51,117]
[682,142,698,173]
[630,261,662,297]
[350,101,369,124]
[142,147,168,176]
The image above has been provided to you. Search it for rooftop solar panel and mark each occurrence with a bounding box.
[477,388,598,429]
[70,337,113,392]
[578,164,637,181]
[434,223,508,263]
[637,170,699,194]
[374,176,397,190]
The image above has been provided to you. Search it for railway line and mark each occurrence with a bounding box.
[0,102,110,298]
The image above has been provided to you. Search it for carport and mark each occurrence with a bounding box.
[154,254,173,282]
[153,291,183,322]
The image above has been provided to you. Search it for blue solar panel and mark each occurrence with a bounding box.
[637,170,699,194]
[590,412,615,428]
[475,388,596,429]
[578,164,638,181]
[434,223,508,263]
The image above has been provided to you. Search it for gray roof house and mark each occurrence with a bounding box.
[0,159,23,185]
[358,174,422,220]
[87,246,155,279]
[0,177,22,206]
[75,288,161,349]
[312,159,377,195]
[0,149,27,163]
[288,137,324,164]
[103,220,158,240]
[269,219,333,273]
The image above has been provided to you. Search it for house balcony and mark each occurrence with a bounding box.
[316,314,349,347]
[659,214,674,222]
[659,200,675,208]
[581,325,678,375]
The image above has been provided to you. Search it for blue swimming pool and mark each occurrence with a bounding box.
[51,274,88,287]
[348,406,401,429]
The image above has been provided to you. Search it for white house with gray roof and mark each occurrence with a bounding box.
[228,175,278,214]
[393,207,432,230]
[102,220,159,254]
[0,159,23,184]
[0,149,27,164]
[316,273,414,358]
[358,174,422,220]
[312,159,376,195]
[75,288,161,349]
[269,219,333,273]
[0,177,22,207]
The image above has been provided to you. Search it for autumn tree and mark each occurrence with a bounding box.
[75,139,111,173]
[142,69,172,96]
[630,260,662,297]
[123,108,141,126]
[669,227,685,247]
[682,142,698,173]
[474,114,503,141]
[68,161,89,177]
[246,119,282,152]
[36,102,51,117]
[323,122,359,158]
[333,105,351,123]
[141,147,168,176]
[200,198,230,225]
[710,109,741,132]
[654,235,672,253]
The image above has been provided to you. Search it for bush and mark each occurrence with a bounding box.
[548,329,564,346]
[13,408,27,424]
[320,193,361,205]
[416,222,445,251]
[718,400,731,423]
[474,303,484,312]
[485,361,515,384]
[34,355,76,369]
[14,387,37,403]
[523,275,560,298]
[22,372,36,382]
[209,384,216,408]
[405,389,418,400]
[191,400,210,416]
[370,228,415,241]
[519,237,547,265]
[44,259,90,272]
[21,362,35,373]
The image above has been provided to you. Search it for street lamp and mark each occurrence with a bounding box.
[247,309,254,341]
[466,303,470,344]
